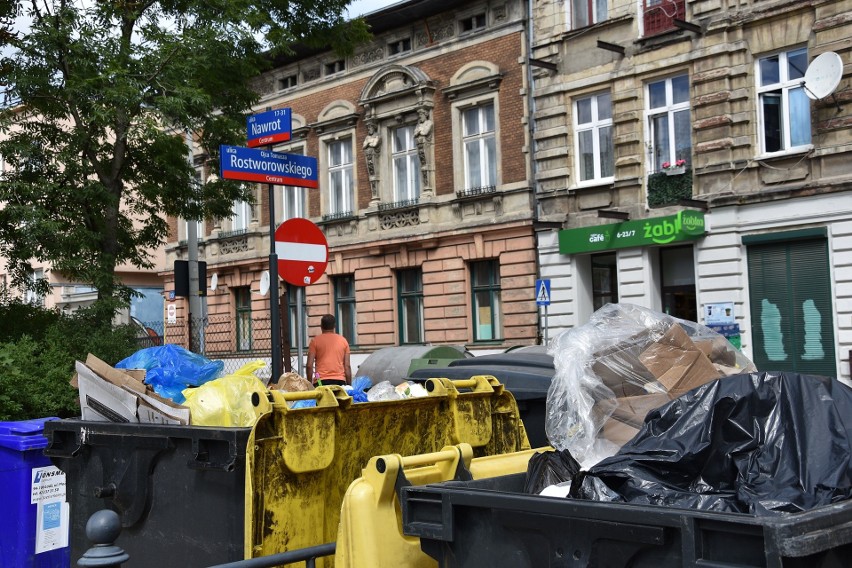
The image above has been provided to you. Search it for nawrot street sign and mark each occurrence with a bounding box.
[274,218,329,286]
[219,145,318,188]
[246,108,292,147]
[558,210,705,255]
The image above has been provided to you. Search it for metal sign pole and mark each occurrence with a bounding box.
[544,304,549,345]
[267,138,282,384]
[296,286,305,377]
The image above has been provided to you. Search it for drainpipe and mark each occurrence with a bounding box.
[525,0,544,345]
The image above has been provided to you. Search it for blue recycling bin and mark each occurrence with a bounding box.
[0,418,70,568]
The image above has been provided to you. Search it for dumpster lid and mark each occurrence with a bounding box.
[410,356,554,401]
[0,417,59,451]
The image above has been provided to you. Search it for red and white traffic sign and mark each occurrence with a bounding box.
[274,218,328,286]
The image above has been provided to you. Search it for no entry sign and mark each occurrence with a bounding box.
[274,218,328,286]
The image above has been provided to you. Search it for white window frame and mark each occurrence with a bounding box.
[327,138,354,215]
[645,74,692,173]
[392,125,421,202]
[231,197,251,232]
[574,91,614,186]
[461,102,498,190]
[570,0,607,29]
[756,47,812,157]
[26,268,45,306]
[182,218,204,241]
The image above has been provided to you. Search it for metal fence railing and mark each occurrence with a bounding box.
[136,315,298,378]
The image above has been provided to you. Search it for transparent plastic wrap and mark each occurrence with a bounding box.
[546,303,756,466]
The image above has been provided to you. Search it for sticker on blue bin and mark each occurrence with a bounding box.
[31,465,66,504]
[35,500,69,554]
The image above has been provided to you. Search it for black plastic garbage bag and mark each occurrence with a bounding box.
[571,372,852,515]
[524,449,581,494]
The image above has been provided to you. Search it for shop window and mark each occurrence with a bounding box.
[335,275,357,345]
[757,47,811,155]
[660,246,696,321]
[575,91,614,184]
[592,253,617,311]
[398,269,424,344]
[471,260,502,341]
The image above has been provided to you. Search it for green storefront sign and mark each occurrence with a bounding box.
[558,210,705,255]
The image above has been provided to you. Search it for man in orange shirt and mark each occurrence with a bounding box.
[305,314,352,387]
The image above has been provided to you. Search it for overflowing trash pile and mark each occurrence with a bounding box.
[529,303,852,516]
[71,345,431,428]
[545,303,757,466]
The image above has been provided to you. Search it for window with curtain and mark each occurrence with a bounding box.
[234,287,252,351]
[757,47,811,154]
[398,269,424,344]
[463,104,497,190]
[328,138,354,215]
[231,198,251,232]
[286,283,308,349]
[334,275,357,345]
[571,0,607,29]
[646,75,691,173]
[392,125,421,202]
[471,260,502,341]
[575,91,614,183]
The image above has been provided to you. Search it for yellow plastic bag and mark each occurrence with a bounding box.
[182,361,272,427]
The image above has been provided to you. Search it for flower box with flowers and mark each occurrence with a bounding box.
[662,159,687,176]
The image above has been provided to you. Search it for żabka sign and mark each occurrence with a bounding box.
[219,145,318,188]
[558,210,705,255]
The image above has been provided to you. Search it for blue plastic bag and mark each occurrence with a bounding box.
[116,344,224,404]
[349,376,372,403]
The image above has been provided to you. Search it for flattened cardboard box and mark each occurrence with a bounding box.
[76,354,190,424]
[639,324,720,399]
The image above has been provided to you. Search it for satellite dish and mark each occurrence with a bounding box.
[259,271,270,296]
[804,51,843,100]
[210,273,218,292]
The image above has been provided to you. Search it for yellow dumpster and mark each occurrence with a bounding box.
[246,375,530,563]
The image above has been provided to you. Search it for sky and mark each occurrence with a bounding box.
[346,0,399,17]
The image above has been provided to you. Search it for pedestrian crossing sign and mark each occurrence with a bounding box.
[535,279,551,306]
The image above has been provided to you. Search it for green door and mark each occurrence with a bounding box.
[746,231,836,376]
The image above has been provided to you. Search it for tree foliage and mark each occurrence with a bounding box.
[0,0,369,304]
[0,301,139,421]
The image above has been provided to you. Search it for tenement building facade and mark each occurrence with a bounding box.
[165,0,540,370]
[531,0,852,381]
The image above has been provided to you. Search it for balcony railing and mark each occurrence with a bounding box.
[321,210,355,222]
[455,185,496,199]
[378,198,419,211]
[643,0,685,37]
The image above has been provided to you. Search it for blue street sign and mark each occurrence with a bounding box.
[536,279,551,306]
[247,108,292,147]
[219,145,318,188]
